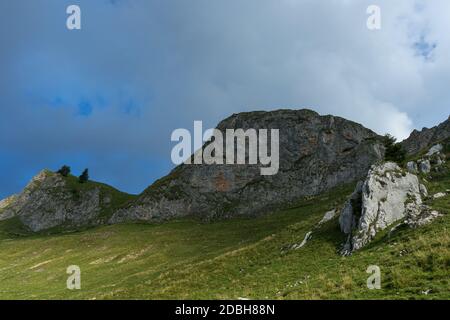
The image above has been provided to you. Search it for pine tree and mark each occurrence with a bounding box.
[383,134,406,164]
[57,165,71,177]
[78,168,89,183]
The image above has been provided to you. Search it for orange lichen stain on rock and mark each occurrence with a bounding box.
[214,172,231,192]
[307,135,318,146]
[343,131,355,141]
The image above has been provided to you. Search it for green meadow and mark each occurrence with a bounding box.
[0,169,448,299]
[0,141,449,300]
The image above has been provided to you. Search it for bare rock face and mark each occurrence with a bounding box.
[340,162,427,254]
[339,181,362,235]
[340,140,449,254]
[419,160,432,174]
[419,184,428,197]
[0,195,18,220]
[111,109,384,223]
[406,208,442,228]
[406,161,418,173]
[402,116,450,155]
[319,209,337,225]
[0,170,128,232]
[426,144,443,157]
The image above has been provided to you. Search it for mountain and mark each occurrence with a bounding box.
[0,170,136,232]
[0,109,449,299]
[0,139,448,299]
[111,109,384,223]
[2,110,449,234]
[402,115,450,155]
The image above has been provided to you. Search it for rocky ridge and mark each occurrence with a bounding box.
[402,116,450,155]
[110,109,384,223]
[0,170,134,232]
[406,143,446,175]
[1,109,448,237]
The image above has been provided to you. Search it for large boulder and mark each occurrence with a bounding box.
[419,160,431,174]
[426,144,443,157]
[406,161,418,173]
[111,109,384,223]
[340,162,427,253]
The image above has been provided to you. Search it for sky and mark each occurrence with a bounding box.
[0,0,449,199]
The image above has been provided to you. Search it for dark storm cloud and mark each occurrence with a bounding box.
[0,0,449,198]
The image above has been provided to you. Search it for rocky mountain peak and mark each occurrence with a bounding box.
[111,109,385,224]
[2,110,449,234]
[26,169,64,189]
[402,116,450,155]
[0,170,135,232]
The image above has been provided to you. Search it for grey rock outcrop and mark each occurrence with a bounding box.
[340,162,428,253]
[402,116,450,155]
[419,184,428,197]
[406,144,447,176]
[319,209,337,225]
[339,181,363,235]
[111,109,384,223]
[290,208,338,250]
[0,170,132,232]
[406,208,442,228]
[433,192,447,199]
[406,161,418,173]
[2,110,448,236]
[0,195,18,220]
[426,144,443,157]
[292,231,313,250]
[419,160,431,174]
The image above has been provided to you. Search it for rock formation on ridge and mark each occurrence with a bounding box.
[402,116,450,155]
[0,170,134,232]
[110,109,385,223]
[2,110,448,234]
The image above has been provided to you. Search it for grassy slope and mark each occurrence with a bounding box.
[0,176,448,299]
[0,146,448,300]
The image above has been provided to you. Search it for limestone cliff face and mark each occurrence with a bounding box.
[111,109,385,223]
[0,170,133,232]
[402,116,450,155]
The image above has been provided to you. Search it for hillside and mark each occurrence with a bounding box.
[0,140,448,299]
[111,109,384,224]
[0,170,136,233]
[402,116,450,155]
[1,109,385,232]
